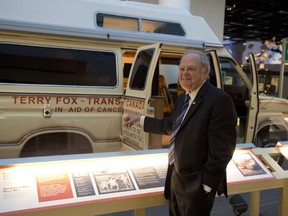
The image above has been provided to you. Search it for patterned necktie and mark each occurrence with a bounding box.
[168,94,190,165]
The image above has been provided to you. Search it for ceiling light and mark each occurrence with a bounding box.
[226,0,236,11]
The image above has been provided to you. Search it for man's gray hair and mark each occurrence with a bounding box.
[182,50,211,72]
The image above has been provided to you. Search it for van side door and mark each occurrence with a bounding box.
[216,52,259,144]
[122,43,162,150]
[205,50,259,144]
[244,53,259,142]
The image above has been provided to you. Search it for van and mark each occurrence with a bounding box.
[0,0,288,158]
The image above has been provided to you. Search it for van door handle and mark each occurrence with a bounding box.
[147,107,154,114]
[43,104,51,118]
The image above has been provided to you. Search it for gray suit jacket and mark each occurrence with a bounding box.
[144,80,237,198]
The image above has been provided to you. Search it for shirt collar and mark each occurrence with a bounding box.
[186,80,206,101]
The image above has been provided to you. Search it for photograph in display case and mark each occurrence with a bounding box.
[227,149,274,183]
[93,170,135,194]
[233,152,266,176]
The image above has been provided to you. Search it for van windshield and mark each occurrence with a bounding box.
[0,44,117,87]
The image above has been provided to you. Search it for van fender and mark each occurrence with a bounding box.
[19,127,96,157]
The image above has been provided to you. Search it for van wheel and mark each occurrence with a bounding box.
[260,137,279,148]
[255,124,280,148]
[256,130,280,148]
[256,135,279,148]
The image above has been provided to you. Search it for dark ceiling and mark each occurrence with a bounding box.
[224,0,288,44]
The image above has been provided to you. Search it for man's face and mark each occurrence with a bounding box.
[178,53,208,93]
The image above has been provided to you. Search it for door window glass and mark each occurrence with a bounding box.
[129,48,155,90]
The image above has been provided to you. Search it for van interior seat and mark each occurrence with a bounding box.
[159,75,174,114]
[123,72,174,114]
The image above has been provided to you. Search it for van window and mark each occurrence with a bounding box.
[220,58,249,118]
[97,13,138,31]
[129,48,155,90]
[0,44,117,87]
[220,59,245,87]
[142,19,185,36]
[97,13,185,36]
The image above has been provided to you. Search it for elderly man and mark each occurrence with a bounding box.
[124,50,237,216]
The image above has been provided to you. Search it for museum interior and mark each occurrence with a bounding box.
[0,0,288,216]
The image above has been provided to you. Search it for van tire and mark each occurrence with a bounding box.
[256,132,280,148]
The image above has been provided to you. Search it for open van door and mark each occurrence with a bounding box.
[206,50,259,144]
[244,53,259,142]
[205,50,223,89]
[122,43,162,150]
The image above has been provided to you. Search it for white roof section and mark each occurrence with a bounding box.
[0,0,222,48]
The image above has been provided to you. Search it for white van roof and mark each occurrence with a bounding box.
[0,0,222,48]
